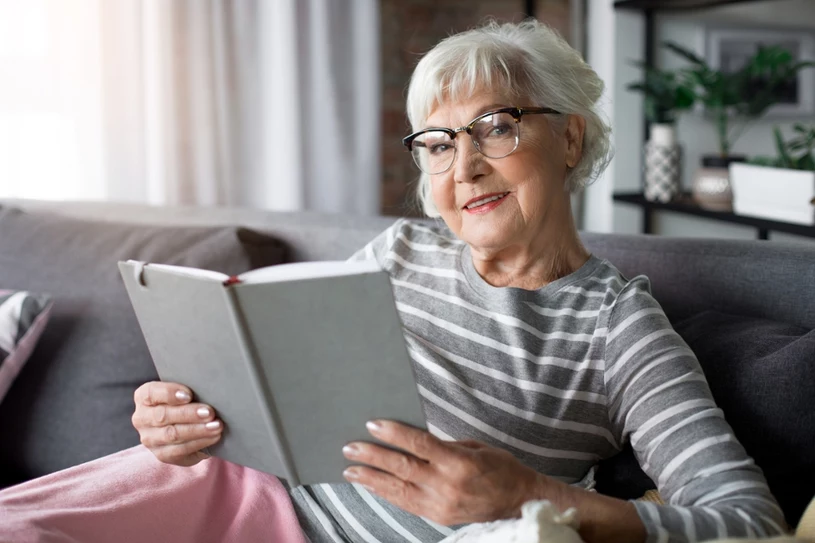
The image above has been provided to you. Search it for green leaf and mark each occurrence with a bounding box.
[662,41,706,66]
[675,86,695,109]
[798,154,815,172]
[749,156,782,167]
[775,127,794,168]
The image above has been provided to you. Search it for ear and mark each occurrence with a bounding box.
[564,115,586,169]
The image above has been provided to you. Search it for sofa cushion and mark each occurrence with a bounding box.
[0,207,288,486]
[676,310,815,526]
[0,290,52,403]
[596,310,814,527]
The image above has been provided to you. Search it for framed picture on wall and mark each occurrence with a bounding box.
[705,27,815,117]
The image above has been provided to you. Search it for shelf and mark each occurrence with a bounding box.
[613,192,815,239]
[613,0,768,12]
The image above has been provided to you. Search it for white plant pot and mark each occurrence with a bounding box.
[730,163,815,225]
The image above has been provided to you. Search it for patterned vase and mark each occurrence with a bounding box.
[644,124,681,203]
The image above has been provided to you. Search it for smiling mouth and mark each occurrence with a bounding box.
[464,192,510,210]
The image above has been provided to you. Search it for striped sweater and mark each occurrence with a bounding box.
[289,219,786,543]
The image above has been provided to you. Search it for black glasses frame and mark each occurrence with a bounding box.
[401,106,561,152]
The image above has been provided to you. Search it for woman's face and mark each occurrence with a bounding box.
[425,91,582,254]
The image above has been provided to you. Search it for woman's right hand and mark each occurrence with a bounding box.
[132,381,224,466]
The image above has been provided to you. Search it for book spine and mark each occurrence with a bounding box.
[221,284,300,487]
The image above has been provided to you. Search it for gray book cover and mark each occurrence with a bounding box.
[119,260,427,487]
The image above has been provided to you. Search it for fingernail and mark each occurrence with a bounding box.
[175,390,191,402]
[342,444,360,458]
[197,407,211,418]
[366,420,383,434]
[205,420,221,430]
[343,468,360,481]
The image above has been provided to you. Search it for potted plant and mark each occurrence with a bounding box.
[731,124,815,225]
[663,41,814,210]
[627,62,695,202]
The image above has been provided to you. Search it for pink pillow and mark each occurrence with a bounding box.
[0,290,52,402]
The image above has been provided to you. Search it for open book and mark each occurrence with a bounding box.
[119,259,427,487]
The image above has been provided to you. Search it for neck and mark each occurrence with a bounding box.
[469,199,590,290]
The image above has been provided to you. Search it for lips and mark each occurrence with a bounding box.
[463,192,510,210]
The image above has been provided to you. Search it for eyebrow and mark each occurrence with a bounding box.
[472,103,507,116]
[424,103,510,130]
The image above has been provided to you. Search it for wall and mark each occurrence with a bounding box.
[379,0,573,216]
[583,0,645,235]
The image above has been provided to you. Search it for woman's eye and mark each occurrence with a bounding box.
[489,124,511,136]
[429,143,452,154]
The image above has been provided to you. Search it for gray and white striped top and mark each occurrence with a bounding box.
[289,219,786,543]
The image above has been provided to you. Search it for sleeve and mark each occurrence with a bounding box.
[345,218,405,267]
[603,276,788,543]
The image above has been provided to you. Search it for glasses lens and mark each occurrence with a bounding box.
[471,112,519,159]
[411,130,455,174]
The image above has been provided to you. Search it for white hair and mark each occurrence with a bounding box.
[406,19,613,218]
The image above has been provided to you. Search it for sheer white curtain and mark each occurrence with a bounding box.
[0,0,381,215]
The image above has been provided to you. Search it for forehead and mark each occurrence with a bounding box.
[425,89,519,128]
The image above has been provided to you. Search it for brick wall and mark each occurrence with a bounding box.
[379,0,573,216]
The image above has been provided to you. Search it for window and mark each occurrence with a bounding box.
[0,0,104,200]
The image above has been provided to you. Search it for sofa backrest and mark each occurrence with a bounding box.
[581,232,815,329]
[0,198,396,263]
[5,198,815,329]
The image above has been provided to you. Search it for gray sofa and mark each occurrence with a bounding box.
[1,199,813,528]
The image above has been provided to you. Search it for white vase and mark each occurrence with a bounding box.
[644,124,681,203]
[692,155,745,211]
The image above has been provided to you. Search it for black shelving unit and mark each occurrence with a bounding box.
[612,0,791,237]
[614,0,772,143]
[614,0,768,11]
[613,192,815,240]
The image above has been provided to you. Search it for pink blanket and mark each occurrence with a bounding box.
[0,446,308,543]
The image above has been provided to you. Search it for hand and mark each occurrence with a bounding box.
[341,420,550,526]
[132,381,223,466]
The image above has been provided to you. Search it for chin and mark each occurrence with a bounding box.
[459,226,516,252]
[455,211,517,246]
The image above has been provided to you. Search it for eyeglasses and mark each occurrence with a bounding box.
[402,106,560,175]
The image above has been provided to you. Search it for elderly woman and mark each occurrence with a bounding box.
[131,21,785,543]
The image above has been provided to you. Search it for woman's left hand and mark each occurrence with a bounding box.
[341,420,550,526]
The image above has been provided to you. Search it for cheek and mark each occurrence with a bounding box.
[431,176,457,211]
[512,141,568,191]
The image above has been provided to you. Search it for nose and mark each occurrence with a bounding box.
[452,138,488,184]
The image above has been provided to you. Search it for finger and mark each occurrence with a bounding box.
[152,435,223,466]
[139,420,223,448]
[135,381,193,407]
[343,442,431,483]
[366,420,452,462]
[343,465,417,506]
[451,440,486,450]
[134,402,218,428]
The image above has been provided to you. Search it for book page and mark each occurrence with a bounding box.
[238,259,381,284]
[130,260,230,282]
[234,269,427,484]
